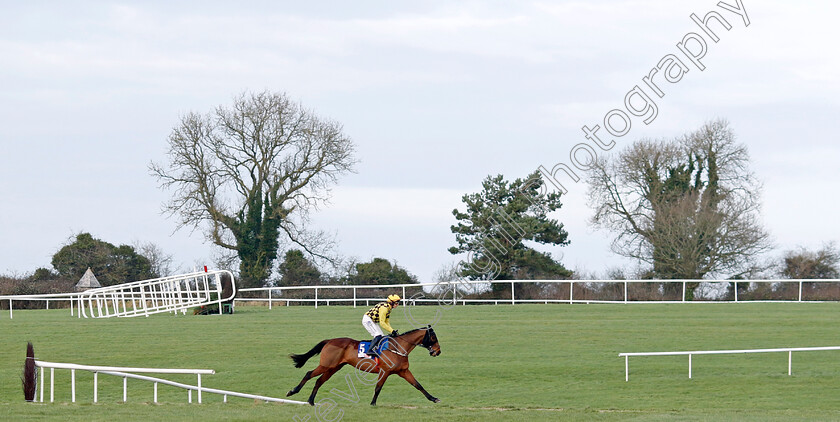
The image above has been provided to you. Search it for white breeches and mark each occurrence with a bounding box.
[362,314,384,337]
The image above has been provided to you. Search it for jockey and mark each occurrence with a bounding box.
[362,294,401,357]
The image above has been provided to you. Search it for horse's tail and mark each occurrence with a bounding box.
[290,340,329,368]
[22,342,36,401]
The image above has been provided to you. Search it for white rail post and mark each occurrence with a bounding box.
[123,376,127,402]
[688,354,692,379]
[218,278,223,315]
[71,369,76,402]
[625,355,629,382]
[798,281,803,302]
[569,281,573,304]
[188,389,192,403]
[402,286,406,302]
[50,368,54,402]
[154,382,158,403]
[682,281,686,302]
[9,298,12,319]
[40,366,44,402]
[197,374,202,404]
[788,350,792,375]
[70,298,74,316]
[511,281,515,305]
[624,281,628,303]
[353,287,356,308]
[94,372,98,403]
[734,281,739,302]
[314,288,318,309]
[269,289,272,310]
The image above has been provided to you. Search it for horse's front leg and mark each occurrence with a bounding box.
[370,371,392,406]
[398,368,440,403]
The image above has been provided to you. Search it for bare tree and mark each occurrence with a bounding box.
[150,90,356,287]
[133,241,174,278]
[780,243,840,279]
[587,120,771,280]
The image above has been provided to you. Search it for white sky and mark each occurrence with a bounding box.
[1,1,838,282]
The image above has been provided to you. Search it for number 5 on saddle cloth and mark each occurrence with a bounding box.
[358,337,391,358]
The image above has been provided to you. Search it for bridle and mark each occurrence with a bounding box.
[420,327,439,356]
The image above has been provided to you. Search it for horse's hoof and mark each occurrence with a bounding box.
[432,397,440,403]
[308,400,315,406]
[286,390,294,397]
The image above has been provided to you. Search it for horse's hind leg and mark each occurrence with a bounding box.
[287,366,327,397]
[307,365,343,406]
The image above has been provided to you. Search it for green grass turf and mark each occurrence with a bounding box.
[2,303,840,421]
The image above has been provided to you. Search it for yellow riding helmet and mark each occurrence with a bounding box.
[387,294,401,303]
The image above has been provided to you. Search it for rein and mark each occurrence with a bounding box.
[389,327,435,356]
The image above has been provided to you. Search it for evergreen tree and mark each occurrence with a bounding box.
[51,233,154,286]
[449,171,572,289]
[278,249,322,286]
[347,258,416,285]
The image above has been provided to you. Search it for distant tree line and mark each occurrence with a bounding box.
[276,250,417,286]
[1,234,420,300]
[4,95,839,303]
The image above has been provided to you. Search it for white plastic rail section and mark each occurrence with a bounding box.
[77,270,236,318]
[33,360,307,405]
[619,346,840,381]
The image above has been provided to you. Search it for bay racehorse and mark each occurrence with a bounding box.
[287,326,441,405]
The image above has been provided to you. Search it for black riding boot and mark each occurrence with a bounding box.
[369,335,383,357]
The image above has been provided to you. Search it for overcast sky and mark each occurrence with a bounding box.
[1,1,838,282]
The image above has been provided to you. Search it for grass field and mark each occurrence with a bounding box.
[2,303,840,421]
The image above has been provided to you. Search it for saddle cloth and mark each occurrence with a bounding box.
[358,338,390,358]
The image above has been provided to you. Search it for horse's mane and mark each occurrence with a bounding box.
[401,326,432,336]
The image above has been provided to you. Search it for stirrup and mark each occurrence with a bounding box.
[368,335,382,357]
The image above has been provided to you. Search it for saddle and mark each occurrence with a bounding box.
[358,337,391,358]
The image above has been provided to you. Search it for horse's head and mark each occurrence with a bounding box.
[421,326,441,357]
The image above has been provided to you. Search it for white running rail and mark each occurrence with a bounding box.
[77,270,236,318]
[237,279,840,308]
[33,360,306,405]
[619,346,840,381]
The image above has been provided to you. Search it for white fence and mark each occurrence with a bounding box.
[235,279,840,308]
[619,346,840,381]
[0,291,81,319]
[33,360,307,405]
[1,270,235,319]
[5,278,840,317]
[77,270,235,318]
